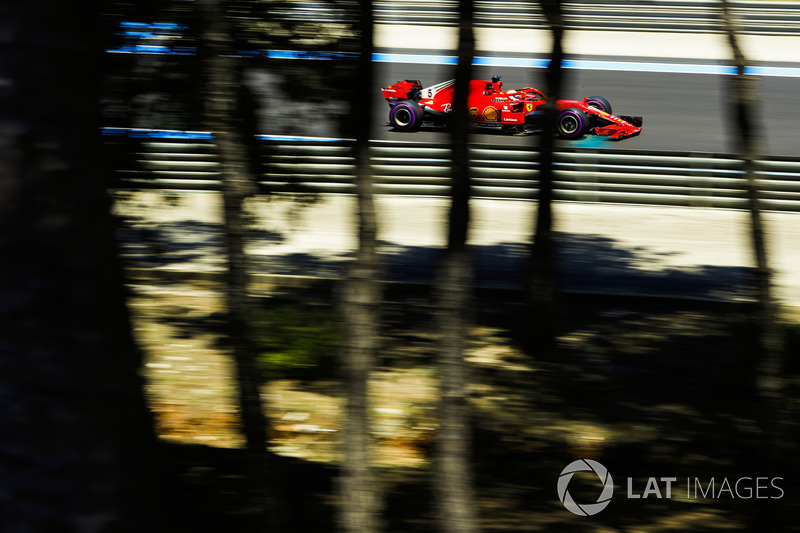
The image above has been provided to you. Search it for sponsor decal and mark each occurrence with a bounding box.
[483,107,499,121]
[422,79,455,99]
[469,107,478,119]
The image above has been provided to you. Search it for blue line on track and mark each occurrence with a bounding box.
[102,129,214,140]
[102,128,349,143]
[105,42,800,77]
[256,134,349,142]
[373,52,800,78]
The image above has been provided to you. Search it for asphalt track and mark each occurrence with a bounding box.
[116,28,800,308]
[370,25,800,156]
[373,60,800,156]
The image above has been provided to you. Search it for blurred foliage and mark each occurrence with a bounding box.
[784,319,800,412]
[230,0,359,50]
[255,300,341,379]
[102,0,363,135]
[784,318,800,366]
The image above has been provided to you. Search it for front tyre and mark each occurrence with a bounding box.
[389,100,424,132]
[556,108,589,139]
[586,96,612,115]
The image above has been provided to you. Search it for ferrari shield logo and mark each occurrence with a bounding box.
[525,102,534,113]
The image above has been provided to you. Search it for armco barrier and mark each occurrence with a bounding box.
[374,0,800,35]
[107,133,800,213]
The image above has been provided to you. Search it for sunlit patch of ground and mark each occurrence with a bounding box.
[129,280,443,467]
[128,278,800,531]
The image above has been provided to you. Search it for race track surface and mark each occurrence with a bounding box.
[371,26,800,156]
[374,61,799,156]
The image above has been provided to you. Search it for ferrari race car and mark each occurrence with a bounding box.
[381,76,642,140]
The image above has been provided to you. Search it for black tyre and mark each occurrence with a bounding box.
[585,95,612,115]
[389,100,424,132]
[556,108,589,139]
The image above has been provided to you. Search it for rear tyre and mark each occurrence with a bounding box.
[556,108,589,139]
[389,100,424,132]
[586,96,612,115]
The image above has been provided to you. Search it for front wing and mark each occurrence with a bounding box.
[590,112,643,140]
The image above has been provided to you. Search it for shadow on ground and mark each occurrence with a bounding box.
[124,219,799,532]
[119,217,756,302]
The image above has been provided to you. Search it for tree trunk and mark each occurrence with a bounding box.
[436,252,478,533]
[0,1,162,529]
[533,1,565,250]
[433,1,480,531]
[720,3,786,528]
[337,0,382,531]
[720,0,783,419]
[198,1,280,530]
[338,258,381,533]
[720,0,785,459]
[526,0,564,350]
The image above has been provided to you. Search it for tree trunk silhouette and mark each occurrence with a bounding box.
[198,1,281,530]
[526,0,564,350]
[0,1,163,529]
[433,1,479,531]
[337,0,382,531]
[720,0,785,470]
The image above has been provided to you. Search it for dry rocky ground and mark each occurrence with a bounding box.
[128,276,800,532]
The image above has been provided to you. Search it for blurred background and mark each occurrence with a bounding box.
[4,0,800,532]
[107,0,800,531]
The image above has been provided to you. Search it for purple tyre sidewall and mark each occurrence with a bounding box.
[390,102,421,131]
[557,109,586,139]
[585,98,611,114]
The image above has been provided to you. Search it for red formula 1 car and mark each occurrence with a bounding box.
[381,76,642,140]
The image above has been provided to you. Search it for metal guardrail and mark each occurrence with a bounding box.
[374,0,800,35]
[108,134,800,213]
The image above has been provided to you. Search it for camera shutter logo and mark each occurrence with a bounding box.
[557,459,614,516]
